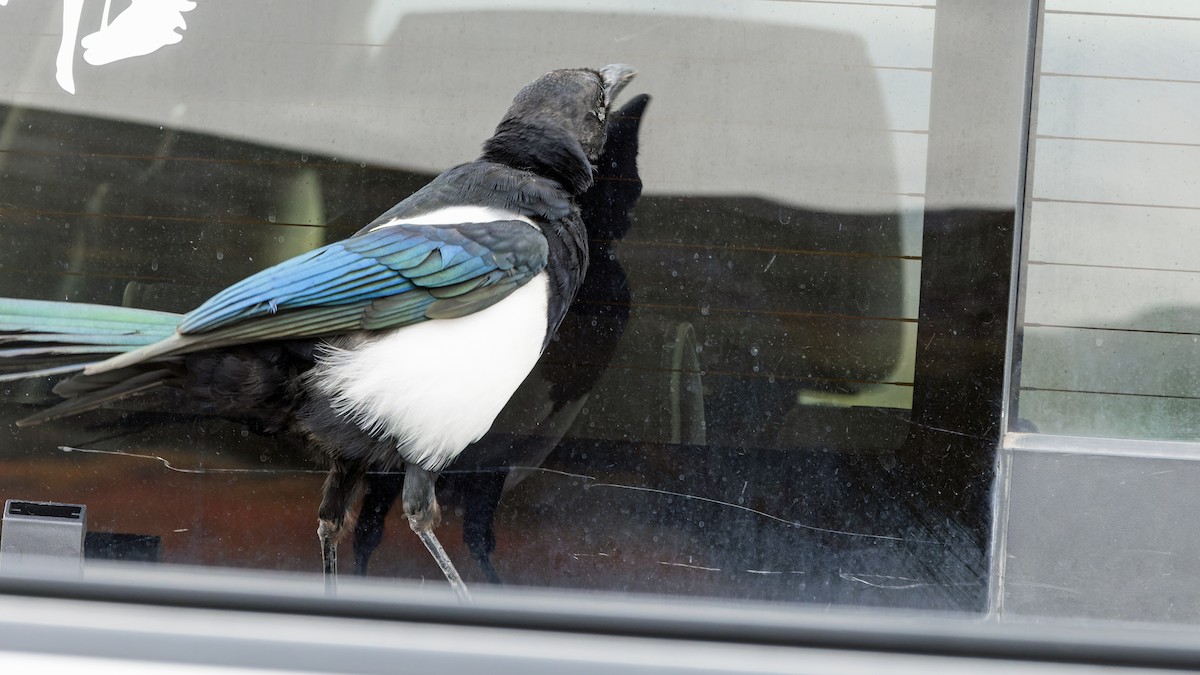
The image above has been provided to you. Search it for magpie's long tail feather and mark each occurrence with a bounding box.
[0,298,180,355]
[0,298,181,339]
[0,298,185,424]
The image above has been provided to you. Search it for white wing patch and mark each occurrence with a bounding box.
[307,273,550,471]
[369,205,538,232]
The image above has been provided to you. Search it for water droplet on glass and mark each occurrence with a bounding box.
[150,261,159,271]
[34,185,41,192]
[216,251,224,260]
[700,305,710,316]
[749,346,759,356]
[301,154,309,162]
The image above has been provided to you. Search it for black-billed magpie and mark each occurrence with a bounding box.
[353,93,651,581]
[0,64,637,598]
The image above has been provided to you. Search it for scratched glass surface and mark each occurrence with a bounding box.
[0,0,992,611]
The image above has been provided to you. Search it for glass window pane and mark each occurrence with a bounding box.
[0,0,1024,615]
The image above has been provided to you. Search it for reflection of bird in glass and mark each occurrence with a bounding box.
[353,94,651,582]
[0,64,636,600]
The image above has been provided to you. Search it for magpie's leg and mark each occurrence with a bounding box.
[353,471,404,576]
[403,463,470,601]
[318,458,367,593]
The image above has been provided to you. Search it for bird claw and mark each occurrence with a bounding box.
[318,518,340,594]
[404,499,441,530]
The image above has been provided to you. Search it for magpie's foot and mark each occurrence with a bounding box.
[403,496,442,531]
[317,459,366,595]
[318,518,339,594]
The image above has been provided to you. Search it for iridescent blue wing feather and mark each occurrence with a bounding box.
[178,220,547,337]
[82,220,548,375]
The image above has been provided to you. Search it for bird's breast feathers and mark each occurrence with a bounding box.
[306,271,551,472]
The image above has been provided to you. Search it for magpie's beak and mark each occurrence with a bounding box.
[599,64,637,107]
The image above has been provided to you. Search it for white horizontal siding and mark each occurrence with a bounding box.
[1024,265,1200,333]
[1027,202,1200,270]
[1041,13,1200,81]
[1024,325,1200,398]
[1017,390,1200,442]
[1020,7,1200,441]
[1032,139,1200,208]
[878,68,933,132]
[1037,76,1200,145]
[1047,0,1200,20]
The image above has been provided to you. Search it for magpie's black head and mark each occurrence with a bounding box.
[482,64,637,195]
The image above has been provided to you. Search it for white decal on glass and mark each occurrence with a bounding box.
[5,0,199,94]
[81,0,197,66]
[56,0,86,94]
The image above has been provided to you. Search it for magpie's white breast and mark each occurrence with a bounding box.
[306,205,551,471]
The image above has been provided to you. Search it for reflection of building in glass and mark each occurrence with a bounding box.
[1017,6,1200,442]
